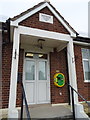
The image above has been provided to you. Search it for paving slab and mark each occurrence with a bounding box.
[21,104,73,119]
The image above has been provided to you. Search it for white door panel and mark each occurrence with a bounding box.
[24,58,50,104]
[25,82,35,104]
[38,82,47,102]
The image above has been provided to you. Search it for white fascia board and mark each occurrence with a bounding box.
[18,25,71,42]
[11,2,76,37]
[74,41,90,46]
[46,3,76,37]
[11,3,47,27]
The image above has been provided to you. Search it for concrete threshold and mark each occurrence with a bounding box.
[21,104,73,119]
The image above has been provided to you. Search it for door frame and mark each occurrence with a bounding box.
[23,52,51,105]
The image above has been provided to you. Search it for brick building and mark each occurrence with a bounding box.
[0,0,90,119]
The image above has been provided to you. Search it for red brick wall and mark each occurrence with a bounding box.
[19,7,69,35]
[2,44,12,108]
[2,6,70,109]
[16,49,24,107]
[2,43,24,108]
[50,48,69,104]
[74,44,90,101]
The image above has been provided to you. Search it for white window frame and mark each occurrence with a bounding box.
[82,48,90,82]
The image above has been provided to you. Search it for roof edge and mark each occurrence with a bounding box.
[11,1,78,37]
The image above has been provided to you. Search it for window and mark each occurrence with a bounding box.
[25,52,47,59]
[82,48,90,82]
[38,61,47,80]
[25,60,35,80]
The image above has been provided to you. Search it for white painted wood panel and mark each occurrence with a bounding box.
[25,82,35,104]
[38,82,47,102]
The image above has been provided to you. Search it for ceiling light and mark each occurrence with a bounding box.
[38,39,45,49]
[39,54,43,57]
[26,53,33,57]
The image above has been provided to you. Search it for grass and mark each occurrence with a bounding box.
[81,103,90,117]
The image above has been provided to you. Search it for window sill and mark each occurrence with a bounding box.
[84,80,90,83]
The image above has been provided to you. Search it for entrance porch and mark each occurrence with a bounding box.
[20,32,69,105]
[8,26,89,119]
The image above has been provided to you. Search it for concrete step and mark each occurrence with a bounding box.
[19,104,73,119]
[32,117,73,120]
[33,115,73,120]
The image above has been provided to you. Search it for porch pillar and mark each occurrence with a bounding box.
[67,38,78,104]
[67,38,89,119]
[8,27,20,118]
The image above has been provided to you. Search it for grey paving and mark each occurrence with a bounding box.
[21,104,73,119]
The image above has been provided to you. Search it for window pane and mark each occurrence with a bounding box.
[83,61,90,80]
[82,48,90,59]
[25,61,35,80]
[25,52,47,59]
[39,61,47,80]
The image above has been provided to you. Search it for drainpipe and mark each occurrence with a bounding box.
[0,22,2,118]
[6,18,11,43]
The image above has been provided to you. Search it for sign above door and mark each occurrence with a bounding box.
[39,13,53,24]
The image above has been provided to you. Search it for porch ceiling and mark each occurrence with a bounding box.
[20,34,67,50]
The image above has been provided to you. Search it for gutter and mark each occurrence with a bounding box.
[2,18,11,45]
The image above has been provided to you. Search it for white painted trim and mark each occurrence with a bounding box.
[19,26,71,42]
[11,2,76,37]
[47,53,51,104]
[46,3,76,37]
[8,27,20,118]
[81,48,90,83]
[74,41,90,46]
[22,51,26,98]
[23,51,51,105]
[39,13,53,24]
[84,80,90,83]
[52,103,68,107]
[67,38,78,104]
[11,3,47,26]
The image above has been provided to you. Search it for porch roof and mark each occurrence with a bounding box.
[10,1,78,37]
[20,33,68,53]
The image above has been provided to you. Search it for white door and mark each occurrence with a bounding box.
[24,58,50,104]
